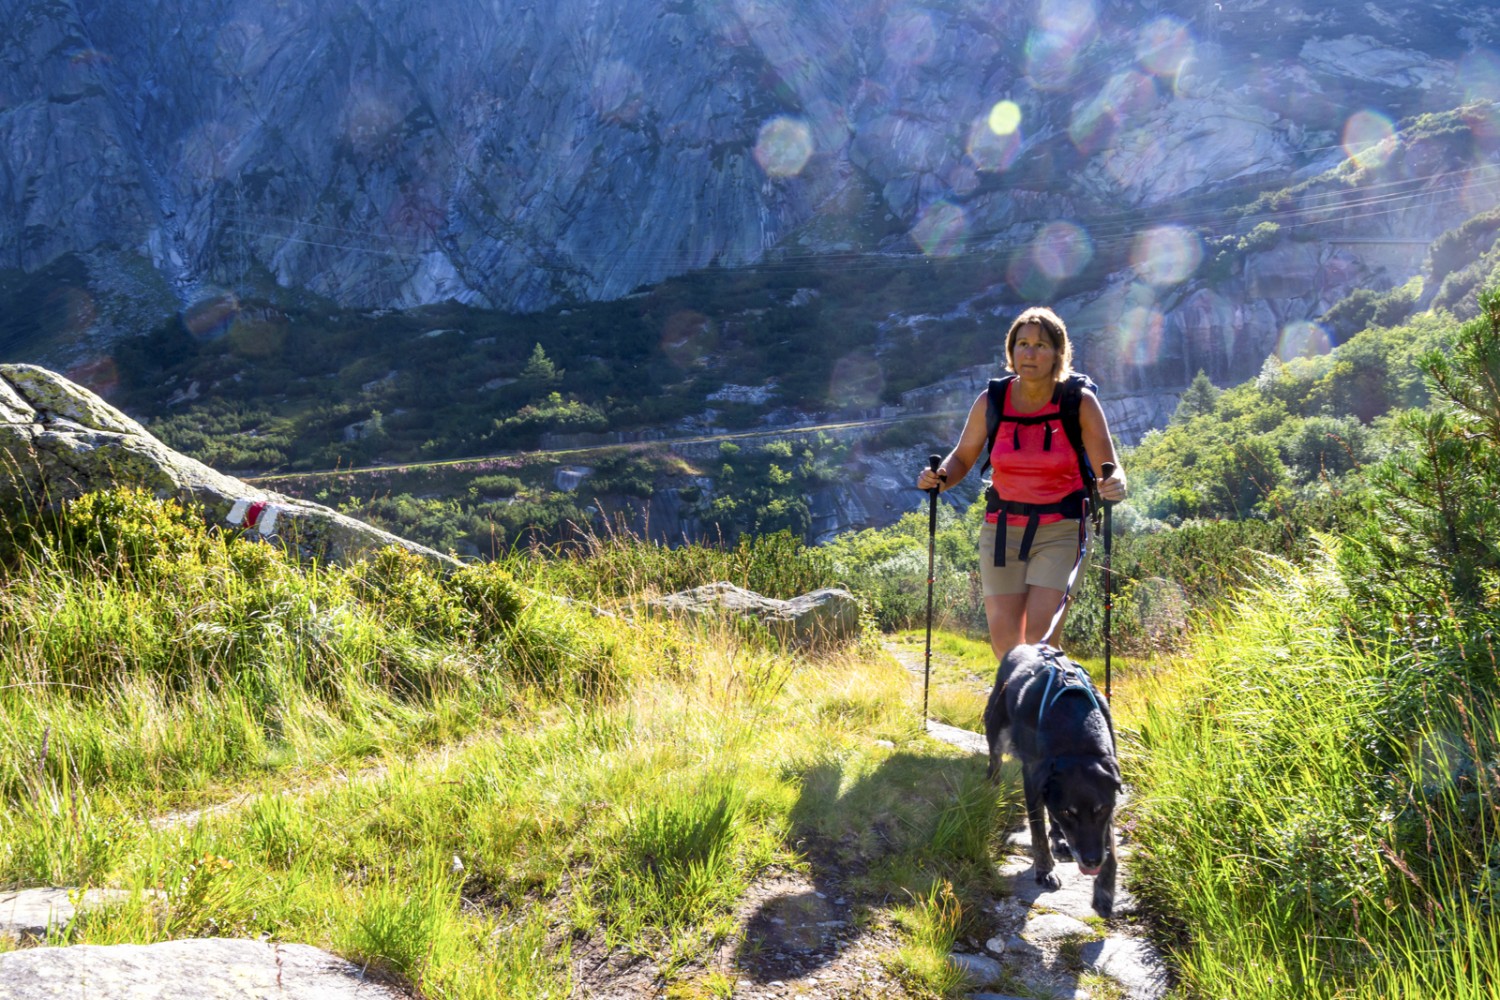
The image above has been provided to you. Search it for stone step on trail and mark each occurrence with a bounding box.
[884,640,1170,1000]
[0,939,411,999]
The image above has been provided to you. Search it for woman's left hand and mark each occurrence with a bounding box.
[1098,472,1127,502]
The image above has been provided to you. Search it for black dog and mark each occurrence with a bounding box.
[984,642,1121,917]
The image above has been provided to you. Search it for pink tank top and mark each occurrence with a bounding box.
[986,383,1085,526]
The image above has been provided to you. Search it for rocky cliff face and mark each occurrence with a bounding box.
[4,1,1494,353]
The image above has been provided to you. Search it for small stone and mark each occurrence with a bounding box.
[984,934,1007,955]
[948,950,1004,983]
[1023,912,1094,943]
[875,739,895,749]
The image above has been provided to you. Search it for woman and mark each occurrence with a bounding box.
[916,306,1126,662]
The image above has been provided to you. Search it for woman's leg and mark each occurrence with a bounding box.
[985,592,1028,661]
[1023,585,1068,644]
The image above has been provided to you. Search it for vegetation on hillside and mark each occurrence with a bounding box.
[0,486,1035,997]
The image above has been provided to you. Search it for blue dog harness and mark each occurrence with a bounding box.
[1034,645,1104,729]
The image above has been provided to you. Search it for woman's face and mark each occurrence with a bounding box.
[1012,322,1058,379]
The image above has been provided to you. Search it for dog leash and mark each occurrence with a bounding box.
[1035,501,1093,648]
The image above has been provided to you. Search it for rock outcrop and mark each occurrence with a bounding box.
[651,582,862,645]
[2,0,1489,340]
[0,939,407,1000]
[0,365,458,569]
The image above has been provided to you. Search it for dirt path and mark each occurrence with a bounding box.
[883,640,1170,1000]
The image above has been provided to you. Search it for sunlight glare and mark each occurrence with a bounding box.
[1032,222,1094,281]
[1136,16,1193,78]
[1131,227,1202,287]
[1342,110,1397,171]
[988,100,1022,136]
[911,201,969,257]
[968,116,1023,172]
[1277,321,1333,360]
[755,117,815,177]
[883,10,939,68]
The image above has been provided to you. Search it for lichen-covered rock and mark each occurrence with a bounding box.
[651,582,861,645]
[0,939,407,1000]
[0,365,458,570]
[0,888,138,942]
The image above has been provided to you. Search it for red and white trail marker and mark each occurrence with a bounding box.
[227,499,280,537]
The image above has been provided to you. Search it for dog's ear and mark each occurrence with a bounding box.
[1103,757,1123,791]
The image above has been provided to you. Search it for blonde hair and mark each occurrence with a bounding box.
[1004,306,1074,382]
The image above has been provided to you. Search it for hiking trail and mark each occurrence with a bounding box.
[883,638,1170,1000]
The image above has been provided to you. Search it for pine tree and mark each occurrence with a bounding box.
[1171,370,1220,424]
[521,343,562,385]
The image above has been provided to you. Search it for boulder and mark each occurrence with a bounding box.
[0,365,458,570]
[0,888,137,942]
[0,939,408,999]
[650,582,861,645]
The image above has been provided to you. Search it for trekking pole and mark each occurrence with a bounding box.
[1099,461,1116,701]
[923,454,944,726]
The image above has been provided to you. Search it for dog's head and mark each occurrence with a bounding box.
[1042,754,1121,875]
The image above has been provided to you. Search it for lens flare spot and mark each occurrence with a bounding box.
[1277,321,1333,360]
[344,91,403,158]
[1007,251,1057,301]
[829,350,884,409]
[1132,226,1202,286]
[591,59,645,122]
[1027,0,1096,89]
[911,201,969,257]
[661,311,716,369]
[1342,110,1397,170]
[1069,72,1155,155]
[1025,29,1081,90]
[1136,16,1193,77]
[1458,49,1500,103]
[1460,161,1500,214]
[1032,222,1094,281]
[1119,305,1165,366]
[968,116,1023,172]
[882,10,939,67]
[66,357,119,399]
[948,160,981,197]
[988,100,1023,136]
[1039,0,1097,36]
[755,116,815,177]
[184,292,242,341]
[45,286,97,337]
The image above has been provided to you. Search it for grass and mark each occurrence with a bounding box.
[0,489,1029,998]
[1125,544,1500,999]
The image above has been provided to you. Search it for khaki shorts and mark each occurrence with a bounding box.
[977,518,1089,596]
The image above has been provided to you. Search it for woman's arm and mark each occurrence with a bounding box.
[917,392,990,491]
[1078,390,1126,501]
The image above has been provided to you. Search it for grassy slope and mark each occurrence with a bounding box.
[0,492,1032,998]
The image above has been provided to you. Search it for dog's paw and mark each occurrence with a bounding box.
[1036,869,1062,890]
[1092,887,1115,919]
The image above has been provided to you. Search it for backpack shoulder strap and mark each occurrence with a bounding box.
[1058,373,1098,492]
[982,375,1016,475]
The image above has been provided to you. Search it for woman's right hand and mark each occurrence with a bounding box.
[917,466,947,492]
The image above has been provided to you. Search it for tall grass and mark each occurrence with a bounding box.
[517,524,837,605]
[1127,541,1500,998]
[0,489,1016,998]
[0,489,610,811]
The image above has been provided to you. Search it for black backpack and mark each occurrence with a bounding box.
[980,371,1101,567]
[982,371,1100,494]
